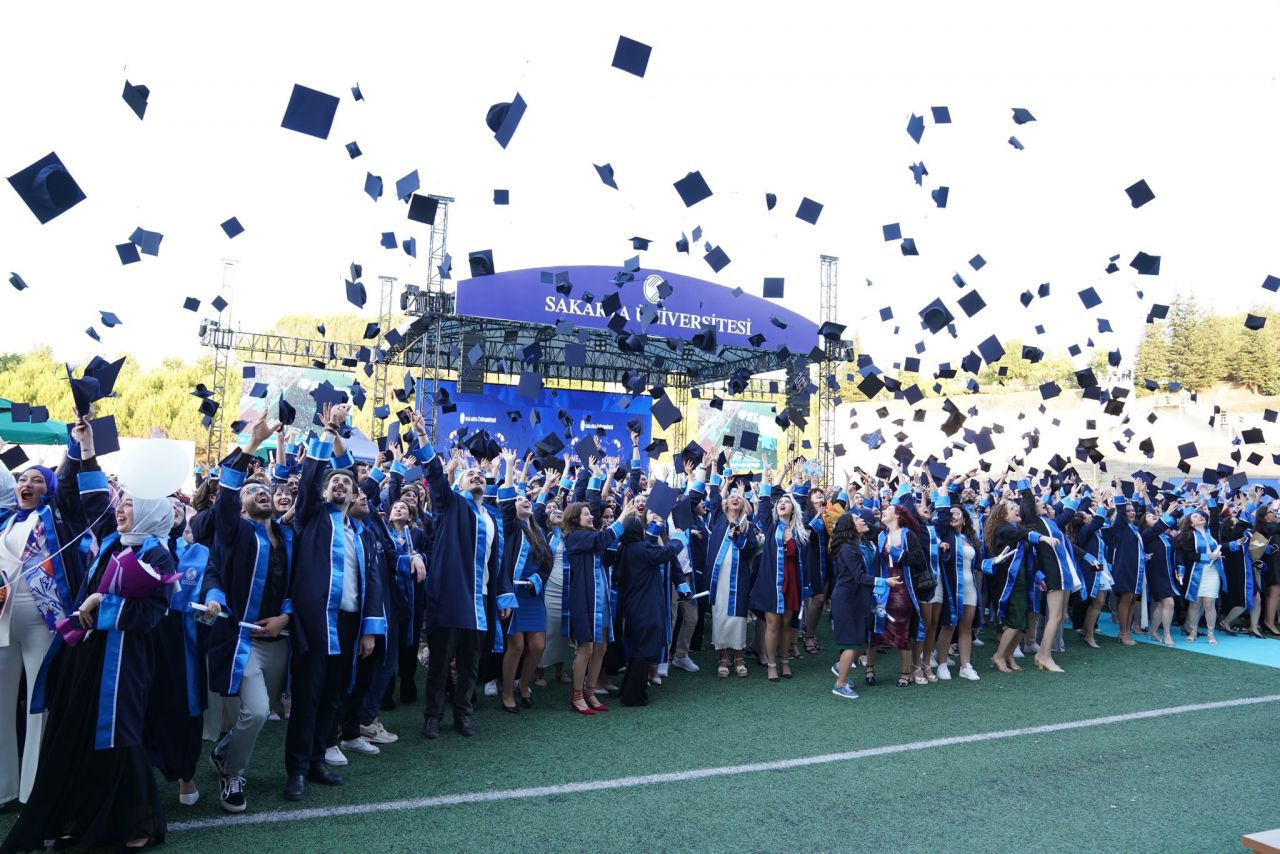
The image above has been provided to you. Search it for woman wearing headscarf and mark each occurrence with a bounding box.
[0,453,88,810]
[2,416,172,853]
[615,514,686,706]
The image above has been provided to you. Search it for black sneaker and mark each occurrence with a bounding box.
[421,717,440,739]
[219,775,247,813]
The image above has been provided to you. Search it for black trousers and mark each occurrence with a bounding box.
[396,643,419,702]
[284,611,358,775]
[620,656,652,706]
[339,637,382,741]
[424,628,481,722]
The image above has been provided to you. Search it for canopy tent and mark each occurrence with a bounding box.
[0,399,68,445]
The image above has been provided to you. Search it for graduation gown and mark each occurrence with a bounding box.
[201,451,295,695]
[564,520,625,644]
[617,532,684,659]
[829,542,877,648]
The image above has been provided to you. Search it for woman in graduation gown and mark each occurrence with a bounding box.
[750,465,809,682]
[704,464,758,679]
[615,515,685,706]
[496,451,554,712]
[1100,491,1144,645]
[983,498,1032,674]
[870,503,928,688]
[829,510,895,698]
[0,457,87,809]
[1176,506,1228,644]
[143,501,209,807]
[563,498,629,714]
[2,416,172,853]
[1140,501,1182,646]
[1214,499,1255,635]
[533,471,572,686]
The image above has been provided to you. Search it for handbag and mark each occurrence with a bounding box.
[902,530,937,600]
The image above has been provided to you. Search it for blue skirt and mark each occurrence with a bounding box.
[508,586,548,635]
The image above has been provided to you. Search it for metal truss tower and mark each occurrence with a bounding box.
[817,255,839,490]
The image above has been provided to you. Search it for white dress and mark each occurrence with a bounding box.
[711,548,747,650]
[1194,559,1221,599]
[538,539,570,667]
[960,539,978,607]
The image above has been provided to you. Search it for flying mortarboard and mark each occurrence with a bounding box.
[486,93,527,149]
[673,171,713,207]
[594,163,618,189]
[906,113,925,143]
[1125,179,1155,208]
[8,152,86,224]
[281,84,340,139]
[611,35,652,77]
[795,197,823,224]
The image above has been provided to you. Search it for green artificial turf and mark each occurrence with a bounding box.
[5,623,1279,852]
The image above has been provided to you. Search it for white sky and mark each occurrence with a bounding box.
[3,0,1279,378]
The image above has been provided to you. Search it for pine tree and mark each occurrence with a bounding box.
[1164,295,1223,391]
[1134,321,1171,394]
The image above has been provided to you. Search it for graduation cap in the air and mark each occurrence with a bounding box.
[468,250,494,277]
[647,481,679,520]
[704,246,730,273]
[486,93,527,149]
[673,171,713,207]
[281,84,339,139]
[1125,179,1155,208]
[10,150,88,225]
[1011,107,1036,124]
[594,163,619,189]
[906,113,925,143]
[763,278,785,298]
[918,298,953,334]
[795,198,822,224]
[1130,252,1161,276]
[612,35,652,77]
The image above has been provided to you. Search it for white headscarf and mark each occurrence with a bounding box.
[120,495,174,547]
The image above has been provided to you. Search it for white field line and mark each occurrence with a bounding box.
[171,692,1280,832]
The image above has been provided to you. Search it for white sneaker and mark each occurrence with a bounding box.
[649,675,662,685]
[339,737,380,755]
[671,655,699,672]
[656,662,669,678]
[958,664,981,681]
[1012,646,1024,659]
[936,663,951,681]
[1024,642,1040,654]
[178,788,199,806]
[360,721,399,744]
[972,637,985,647]
[484,680,498,697]
[324,745,348,766]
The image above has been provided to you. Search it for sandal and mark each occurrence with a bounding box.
[1249,628,1265,639]
[1207,631,1218,646]
[766,663,779,683]
[780,661,793,679]
[864,666,876,686]
[924,666,938,684]
[734,655,749,678]
[896,672,912,688]
[912,666,928,686]
[804,637,820,655]
[717,655,730,678]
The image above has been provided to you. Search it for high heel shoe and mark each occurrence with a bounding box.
[766,663,779,683]
[734,655,749,678]
[500,699,519,714]
[991,655,1012,674]
[780,661,793,679]
[570,690,595,716]
[912,666,928,686]
[519,695,534,709]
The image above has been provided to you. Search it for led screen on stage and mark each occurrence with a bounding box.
[422,380,653,466]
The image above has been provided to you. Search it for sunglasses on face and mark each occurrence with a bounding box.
[243,485,269,497]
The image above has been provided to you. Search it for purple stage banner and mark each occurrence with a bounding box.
[454,266,820,353]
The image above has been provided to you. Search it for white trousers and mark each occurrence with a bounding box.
[0,583,55,804]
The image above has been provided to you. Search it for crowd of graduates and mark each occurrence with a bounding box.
[1,402,1278,851]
